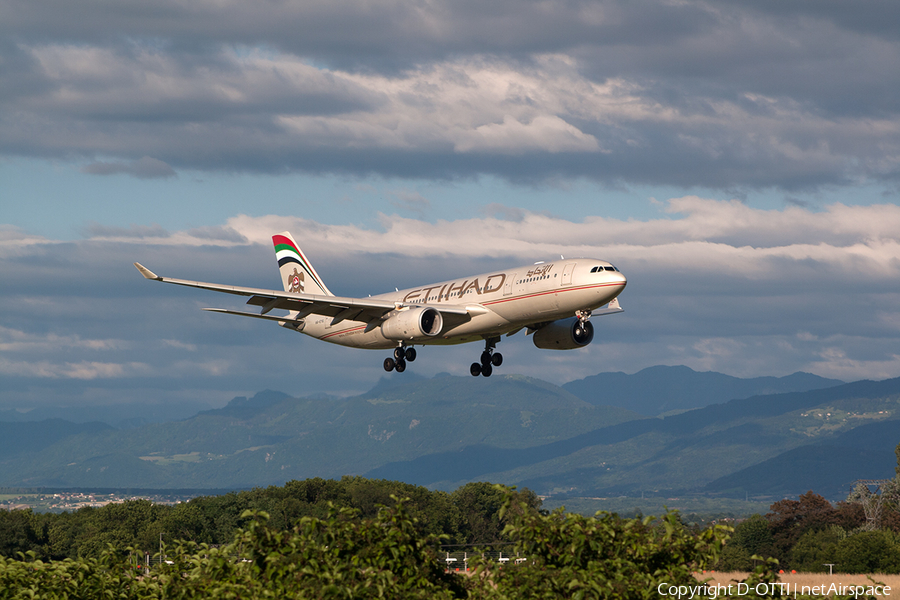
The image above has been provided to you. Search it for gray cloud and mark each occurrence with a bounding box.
[1,1,899,190]
[387,189,431,216]
[81,156,177,179]
[84,222,171,239]
[186,226,248,243]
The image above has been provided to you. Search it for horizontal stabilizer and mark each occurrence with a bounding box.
[594,297,624,316]
[202,308,305,327]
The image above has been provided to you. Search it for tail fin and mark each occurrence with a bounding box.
[272,232,333,296]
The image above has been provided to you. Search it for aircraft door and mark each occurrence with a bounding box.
[504,274,515,296]
[561,263,576,286]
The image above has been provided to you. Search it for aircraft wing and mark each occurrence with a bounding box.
[134,262,474,325]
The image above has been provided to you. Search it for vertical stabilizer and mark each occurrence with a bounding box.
[272,232,334,296]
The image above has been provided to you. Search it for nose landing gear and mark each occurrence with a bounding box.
[470,338,502,377]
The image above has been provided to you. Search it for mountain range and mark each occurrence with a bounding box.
[562,366,844,416]
[1,366,897,501]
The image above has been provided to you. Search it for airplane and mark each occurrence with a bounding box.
[134,231,626,377]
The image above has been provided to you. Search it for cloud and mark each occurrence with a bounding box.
[0,326,128,353]
[85,222,171,239]
[453,115,601,154]
[81,156,176,179]
[210,200,900,285]
[387,189,431,215]
[0,358,149,380]
[186,226,248,243]
[1,1,898,189]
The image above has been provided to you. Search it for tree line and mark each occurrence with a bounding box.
[0,477,540,561]
[0,487,729,600]
[4,474,900,575]
[3,472,900,598]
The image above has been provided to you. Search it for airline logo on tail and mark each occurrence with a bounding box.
[272,232,331,296]
[286,268,304,293]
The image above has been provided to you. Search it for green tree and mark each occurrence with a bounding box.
[730,514,774,557]
[0,510,45,559]
[74,499,166,558]
[715,543,753,571]
[160,500,466,600]
[835,529,900,574]
[790,525,845,572]
[467,488,728,600]
[450,482,540,545]
[895,438,900,478]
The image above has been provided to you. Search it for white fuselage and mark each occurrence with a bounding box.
[300,258,626,349]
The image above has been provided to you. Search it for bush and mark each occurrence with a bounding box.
[466,490,729,600]
[834,529,900,574]
[159,499,466,600]
[790,525,845,572]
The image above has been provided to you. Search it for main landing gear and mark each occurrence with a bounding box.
[384,346,417,372]
[470,338,502,377]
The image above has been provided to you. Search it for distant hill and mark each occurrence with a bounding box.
[370,377,900,500]
[1,368,895,502]
[0,401,216,429]
[704,418,900,499]
[0,420,113,456]
[562,365,844,416]
[0,375,640,489]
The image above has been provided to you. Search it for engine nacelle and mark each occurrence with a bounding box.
[532,317,594,350]
[381,306,443,341]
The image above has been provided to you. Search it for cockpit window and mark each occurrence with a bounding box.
[591,266,601,273]
[604,266,616,271]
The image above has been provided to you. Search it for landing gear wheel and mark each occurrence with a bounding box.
[573,320,594,344]
[383,357,395,372]
[491,352,503,367]
[481,351,492,366]
[395,358,406,373]
[470,362,482,377]
[481,363,493,377]
[394,347,405,361]
[405,347,417,362]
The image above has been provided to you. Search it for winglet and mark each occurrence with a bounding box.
[133,262,161,280]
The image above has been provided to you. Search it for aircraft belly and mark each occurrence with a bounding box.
[438,311,510,340]
[304,317,393,349]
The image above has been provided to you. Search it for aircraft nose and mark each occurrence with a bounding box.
[614,270,627,287]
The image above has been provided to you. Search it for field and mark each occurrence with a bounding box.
[696,572,900,598]
[543,496,772,519]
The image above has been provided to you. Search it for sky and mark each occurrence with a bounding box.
[2,0,900,410]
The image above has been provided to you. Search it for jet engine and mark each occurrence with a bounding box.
[381,306,443,341]
[532,317,594,350]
